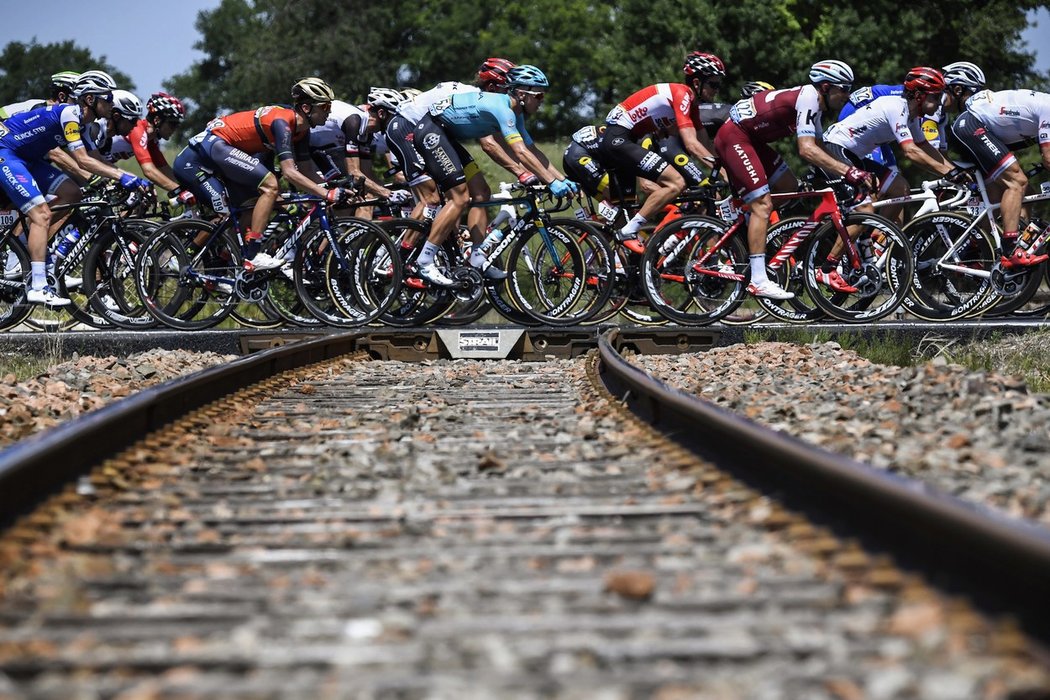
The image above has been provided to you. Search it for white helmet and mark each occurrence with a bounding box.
[808,59,854,88]
[111,90,142,119]
[74,70,117,98]
[367,87,404,111]
[942,61,986,90]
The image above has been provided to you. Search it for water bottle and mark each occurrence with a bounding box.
[1019,220,1045,250]
[478,223,507,256]
[54,226,81,260]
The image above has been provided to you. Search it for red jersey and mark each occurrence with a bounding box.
[208,106,305,159]
[126,119,168,168]
[728,85,823,143]
[605,83,697,138]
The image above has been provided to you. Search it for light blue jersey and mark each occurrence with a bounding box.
[431,91,533,146]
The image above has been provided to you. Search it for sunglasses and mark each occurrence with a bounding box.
[835,84,853,93]
[518,90,545,101]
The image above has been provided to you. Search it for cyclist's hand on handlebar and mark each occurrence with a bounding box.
[171,188,197,207]
[548,179,574,197]
[843,167,871,187]
[119,173,151,191]
[518,171,540,186]
[387,189,412,204]
[944,166,973,186]
[325,187,348,205]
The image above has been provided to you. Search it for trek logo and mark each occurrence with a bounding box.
[999,107,1021,117]
[733,144,760,184]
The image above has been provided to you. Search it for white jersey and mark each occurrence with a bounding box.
[309,100,376,156]
[824,94,925,155]
[398,81,479,124]
[965,89,1050,146]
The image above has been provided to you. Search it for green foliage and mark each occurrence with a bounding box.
[160,0,1050,139]
[0,41,134,104]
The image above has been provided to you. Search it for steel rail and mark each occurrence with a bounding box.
[0,333,362,527]
[597,327,1050,633]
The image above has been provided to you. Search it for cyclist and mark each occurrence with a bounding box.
[308,86,410,204]
[0,70,151,305]
[0,71,79,120]
[598,52,724,253]
[950,82,1050,268]
[83,90,142,164]
[712,59,863,299]
[173,77,344,270]
[411,64,577,286]
[819,67,960,290]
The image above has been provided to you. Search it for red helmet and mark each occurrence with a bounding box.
[903,66,946,94]
[477,57,517,89]
[683,52,726,81]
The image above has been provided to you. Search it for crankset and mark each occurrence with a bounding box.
[449,266,484,304]
[990,262,1031,298]
[235,270,270,302]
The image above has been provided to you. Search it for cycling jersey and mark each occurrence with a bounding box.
[729,85,823,141]
[964,89,1050,146]
[398,81,479,125]
[208,106,308,161]
[605,83,697,138]
[126,119,169,168]
[824,95,925,156]
[429,91,533,145]
[0,104,86,159]
[84,120,134,163]
[309,100,375,157]
[694,102,730,139]
[839,84,903,121]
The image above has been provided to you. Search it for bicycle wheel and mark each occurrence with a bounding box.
[504,221,588,325]
[641,216,748,326]
[803,212,913,323]
[0,235,33,331]
[136,219,240,330]
[375,219,455,327]
[997,262,1050,318]
[535,218,615,325]
[754,216,825,324]
[902,211,996,321]
[82,224,159,329]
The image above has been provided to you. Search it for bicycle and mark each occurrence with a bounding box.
[134,186,401,330]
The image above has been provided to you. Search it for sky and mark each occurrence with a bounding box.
[2,3,1050,99]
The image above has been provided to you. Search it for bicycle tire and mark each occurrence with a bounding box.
[641,215,748,326]
[803,212,913,323]
[504,220,588,325]
[136,219,240,330]
[81,224,159,329]
[901,211,996,321]
[754,216,826,324]
[536,218,615,325]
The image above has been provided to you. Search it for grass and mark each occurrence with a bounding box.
[742,327,1050,393]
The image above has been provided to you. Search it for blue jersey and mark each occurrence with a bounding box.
[838,85,904,121]
[431,92,533,146]
[0,104,86,161]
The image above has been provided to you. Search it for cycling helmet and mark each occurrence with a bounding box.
[110,90,142,120]
[506,65,549,90]
[73,70,117,98]
[942,61,986,90]
[367,87,405,111]
[903,66,946,94]
[477,57,516,89]
[808,59,854,88]
[740,80,775,98]
[50,71,80,94]
[147,92,186,121]
[291,77,335,104]
[683,52,726,81]
[401,87,422,101]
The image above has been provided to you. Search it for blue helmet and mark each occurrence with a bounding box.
[506,65,549,90]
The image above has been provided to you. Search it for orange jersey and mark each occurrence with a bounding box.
[208,106,305,158]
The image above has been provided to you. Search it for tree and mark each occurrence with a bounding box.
[0,40,134,105]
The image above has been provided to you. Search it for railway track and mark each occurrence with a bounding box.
[1,330,1049,698]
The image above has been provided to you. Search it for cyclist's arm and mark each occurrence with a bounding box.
[506,140,564,185]
[47,147,92,181]
[343,153,392,197]
[901,140,953,176]
[1041,141,1050,172]
[69,145,135,181]
[677,124,716,163]
[140,161,180,192]
[797,135,851,177]
[479,134,529,179]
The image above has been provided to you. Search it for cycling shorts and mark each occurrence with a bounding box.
[0,149,69,214]
[385,115,430,186]
[413,115,478,192]
[173,144,233,214]
[712,120,787,203]
[642,134,706,187]
[950,112,1017,182]
[597,124,670,182]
